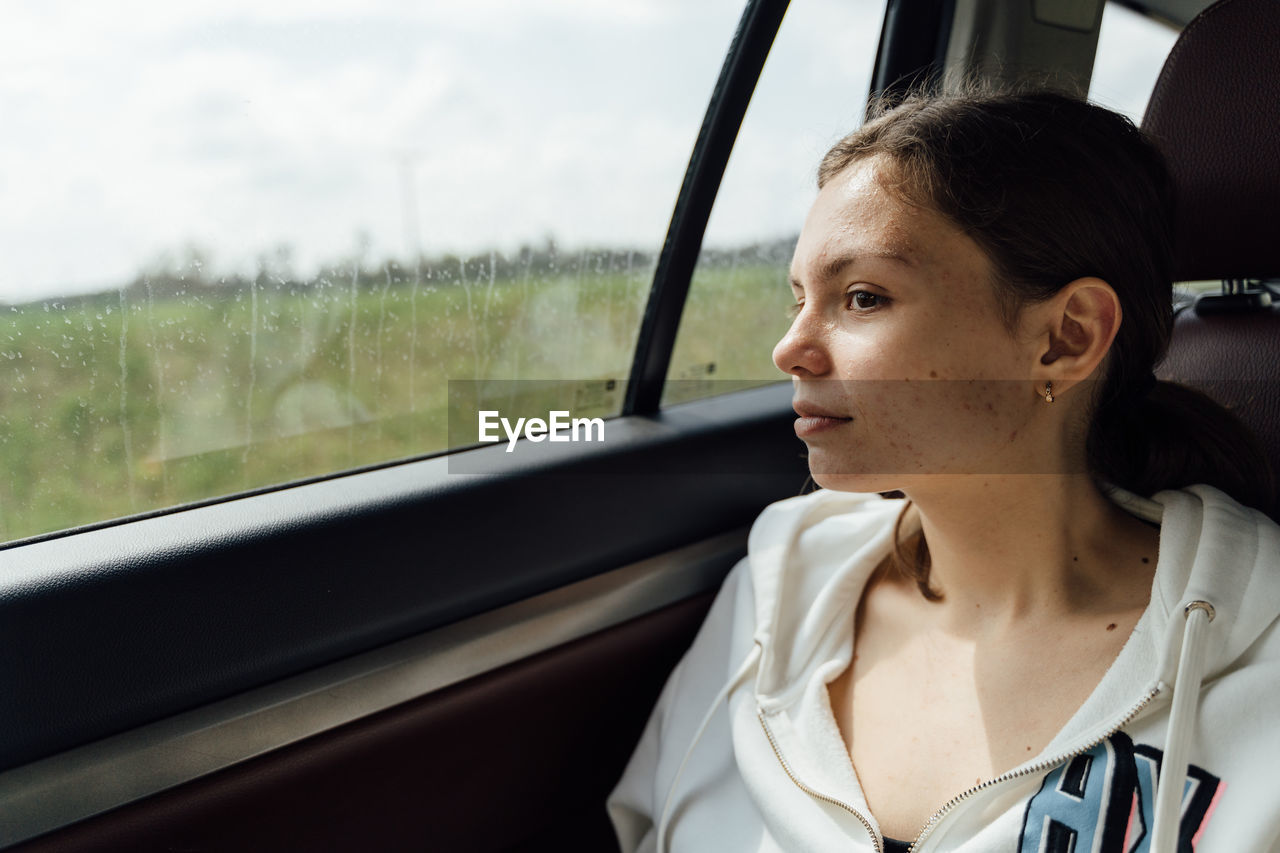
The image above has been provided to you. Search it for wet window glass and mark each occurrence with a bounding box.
[0,1,743,543]
[663,0,887,405]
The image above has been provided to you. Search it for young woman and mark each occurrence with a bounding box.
[608,90,1279,852]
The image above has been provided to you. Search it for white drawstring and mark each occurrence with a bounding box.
[656,642,762,853]
[1150,600,1215,853]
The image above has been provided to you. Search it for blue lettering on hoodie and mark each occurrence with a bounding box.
[1018,731,1222,853]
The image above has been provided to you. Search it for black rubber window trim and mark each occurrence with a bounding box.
[623,0,791,415]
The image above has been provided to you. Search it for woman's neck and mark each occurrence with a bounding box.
[902,475,1159,634]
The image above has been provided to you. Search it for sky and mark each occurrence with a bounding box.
[0,1,1176,302]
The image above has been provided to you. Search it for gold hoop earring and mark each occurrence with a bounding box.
[1043,381,1055,403]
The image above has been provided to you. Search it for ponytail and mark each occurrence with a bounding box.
[1090,379,1277,516]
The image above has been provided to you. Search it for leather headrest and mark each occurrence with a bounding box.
[1141,0,1280,282]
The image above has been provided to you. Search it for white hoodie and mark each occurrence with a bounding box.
[608,484,1280,852]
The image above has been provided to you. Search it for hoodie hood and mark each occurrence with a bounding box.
[745,490,901,706]
[1127,485,1279,689]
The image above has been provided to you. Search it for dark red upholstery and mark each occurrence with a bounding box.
[1143,0,1280,520]
[1142,0,1280,281]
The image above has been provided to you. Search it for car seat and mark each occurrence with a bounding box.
[1142,0,1280,522]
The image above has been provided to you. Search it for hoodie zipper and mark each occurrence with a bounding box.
[906,685,1162,851]
[760,686,1161,853]
[758,710,884,853]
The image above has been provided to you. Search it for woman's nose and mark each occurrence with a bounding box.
[772,306,831,377]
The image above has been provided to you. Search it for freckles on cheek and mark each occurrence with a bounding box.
[856,380,903,421]
[961,383,1038,463]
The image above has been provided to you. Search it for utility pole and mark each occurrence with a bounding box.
[396,151,422,262]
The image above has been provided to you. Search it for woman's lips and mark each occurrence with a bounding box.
[792,403,852,438]
[794,415,852,437]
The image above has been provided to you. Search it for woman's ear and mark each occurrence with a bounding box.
[1034,277,1121,384]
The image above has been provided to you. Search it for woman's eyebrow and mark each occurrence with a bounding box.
[816,251,915,282]
[789,251,915,290]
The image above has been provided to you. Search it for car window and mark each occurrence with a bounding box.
[0,1,744,544]
[662,0,888,406]
[1088,1,1179,123]
[1088,3,1215,298]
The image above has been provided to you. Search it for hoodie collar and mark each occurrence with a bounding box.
[747,485,1280,711]
[747,492,903,708]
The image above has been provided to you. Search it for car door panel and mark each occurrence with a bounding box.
[12,592,715,853]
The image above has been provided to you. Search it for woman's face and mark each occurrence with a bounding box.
[773,155,1047,493]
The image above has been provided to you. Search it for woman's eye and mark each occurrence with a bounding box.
[786,301,804,318]
[849,290,884,310]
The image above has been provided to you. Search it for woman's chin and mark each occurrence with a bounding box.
[807,466,978,495]
[807,468,899,494]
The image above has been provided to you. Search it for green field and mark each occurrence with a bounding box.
[0,251,794,543]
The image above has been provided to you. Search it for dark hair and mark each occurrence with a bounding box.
[818,87,1275,598]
